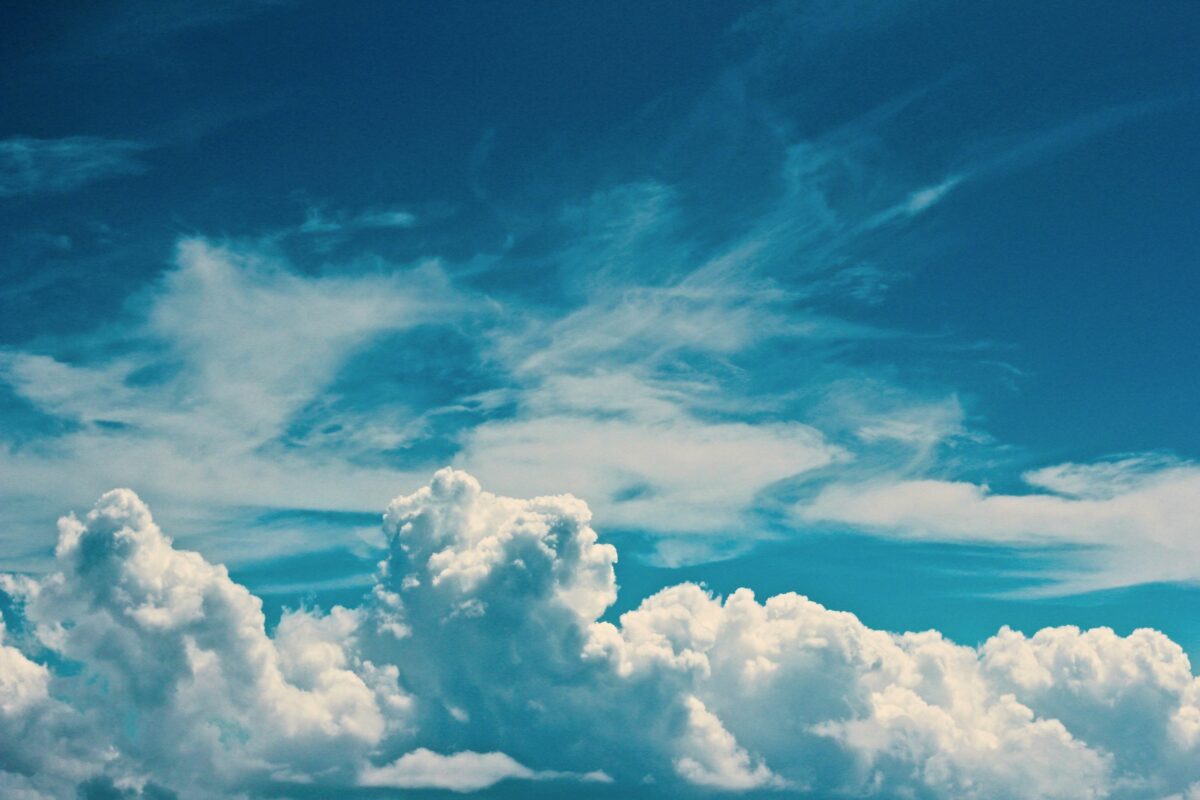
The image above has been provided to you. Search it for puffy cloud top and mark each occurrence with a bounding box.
[1,471,1199,798]
[381,468,617,623]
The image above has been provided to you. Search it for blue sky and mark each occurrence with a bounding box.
[1,3,1199,798]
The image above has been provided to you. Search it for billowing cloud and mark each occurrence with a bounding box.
[0,619,91,800]
[3,470,1200,797]
[5,488,408,794]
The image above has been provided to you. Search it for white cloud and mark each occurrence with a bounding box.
[360,749,536,792]
[0,610,113,798]
[0,622,48,717]
[0,126,992,577]
[589,582,1124,797]
[458,372,841,535]
[3,470,1200,797]
[798,457,1200,588]
[359,748,612,792]
[6,488,408,792]
[452,174,868,539]
[366,472,1200,797]
[0,239,466,566]
[673,696,787,791]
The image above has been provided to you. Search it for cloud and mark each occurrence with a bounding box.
[673,695,787,790]
[360,749,537,792]
[798,456,1200,589]
[860,175,962,230]
[2,470,1200,797]
[0,93,1011,578]
[0,238,468,566]
[453,173,881,543]
[6,488,407,791]
[904,176,961,214]
[0,606,125,798]
[0,90,1185,598]
[0,135,902,569]
[0,137,147,198]
[360,748,611,792]
[457,372,842,536]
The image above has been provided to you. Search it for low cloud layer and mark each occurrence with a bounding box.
[2,470,1200,798]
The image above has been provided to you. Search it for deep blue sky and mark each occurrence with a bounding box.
[2,0,1199,656]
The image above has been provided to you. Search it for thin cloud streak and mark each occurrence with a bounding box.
[0,136,148,198]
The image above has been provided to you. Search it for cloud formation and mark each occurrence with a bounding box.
[800,456,1200,589]
[0,136,147,197]
[3,470,1200,798]
[0,239,463,566]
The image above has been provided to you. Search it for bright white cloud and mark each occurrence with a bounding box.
[0,221,850,571]
[673,695,787,790]
[299,205,417,235]
[798,457,1200,588]
[5,488,408,793]
[360,749,537,792]
[456,208,846,540]
[3,470,1200,797]
[458,372,841,536]
[359,748,610,792]
[0,239,465,566]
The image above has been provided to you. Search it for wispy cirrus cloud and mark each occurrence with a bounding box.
[298,205,418,235]
[0,238,467,566]
[799,455,1200,591]
[2,100,1150,575]
[3,470,1200,798]
[0,4,1188,592]
[0,112,963,570]
[0,136,148,198]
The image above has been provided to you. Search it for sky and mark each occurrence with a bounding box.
[0,2,1198,798]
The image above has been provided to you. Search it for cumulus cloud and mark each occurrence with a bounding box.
[4,488,408,795]
[673,695,787,790]
[3,470,1200,798]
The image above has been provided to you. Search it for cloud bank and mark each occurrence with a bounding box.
[2,470,1200,798]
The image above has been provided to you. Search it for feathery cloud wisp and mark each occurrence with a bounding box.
[0,136,147,197]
